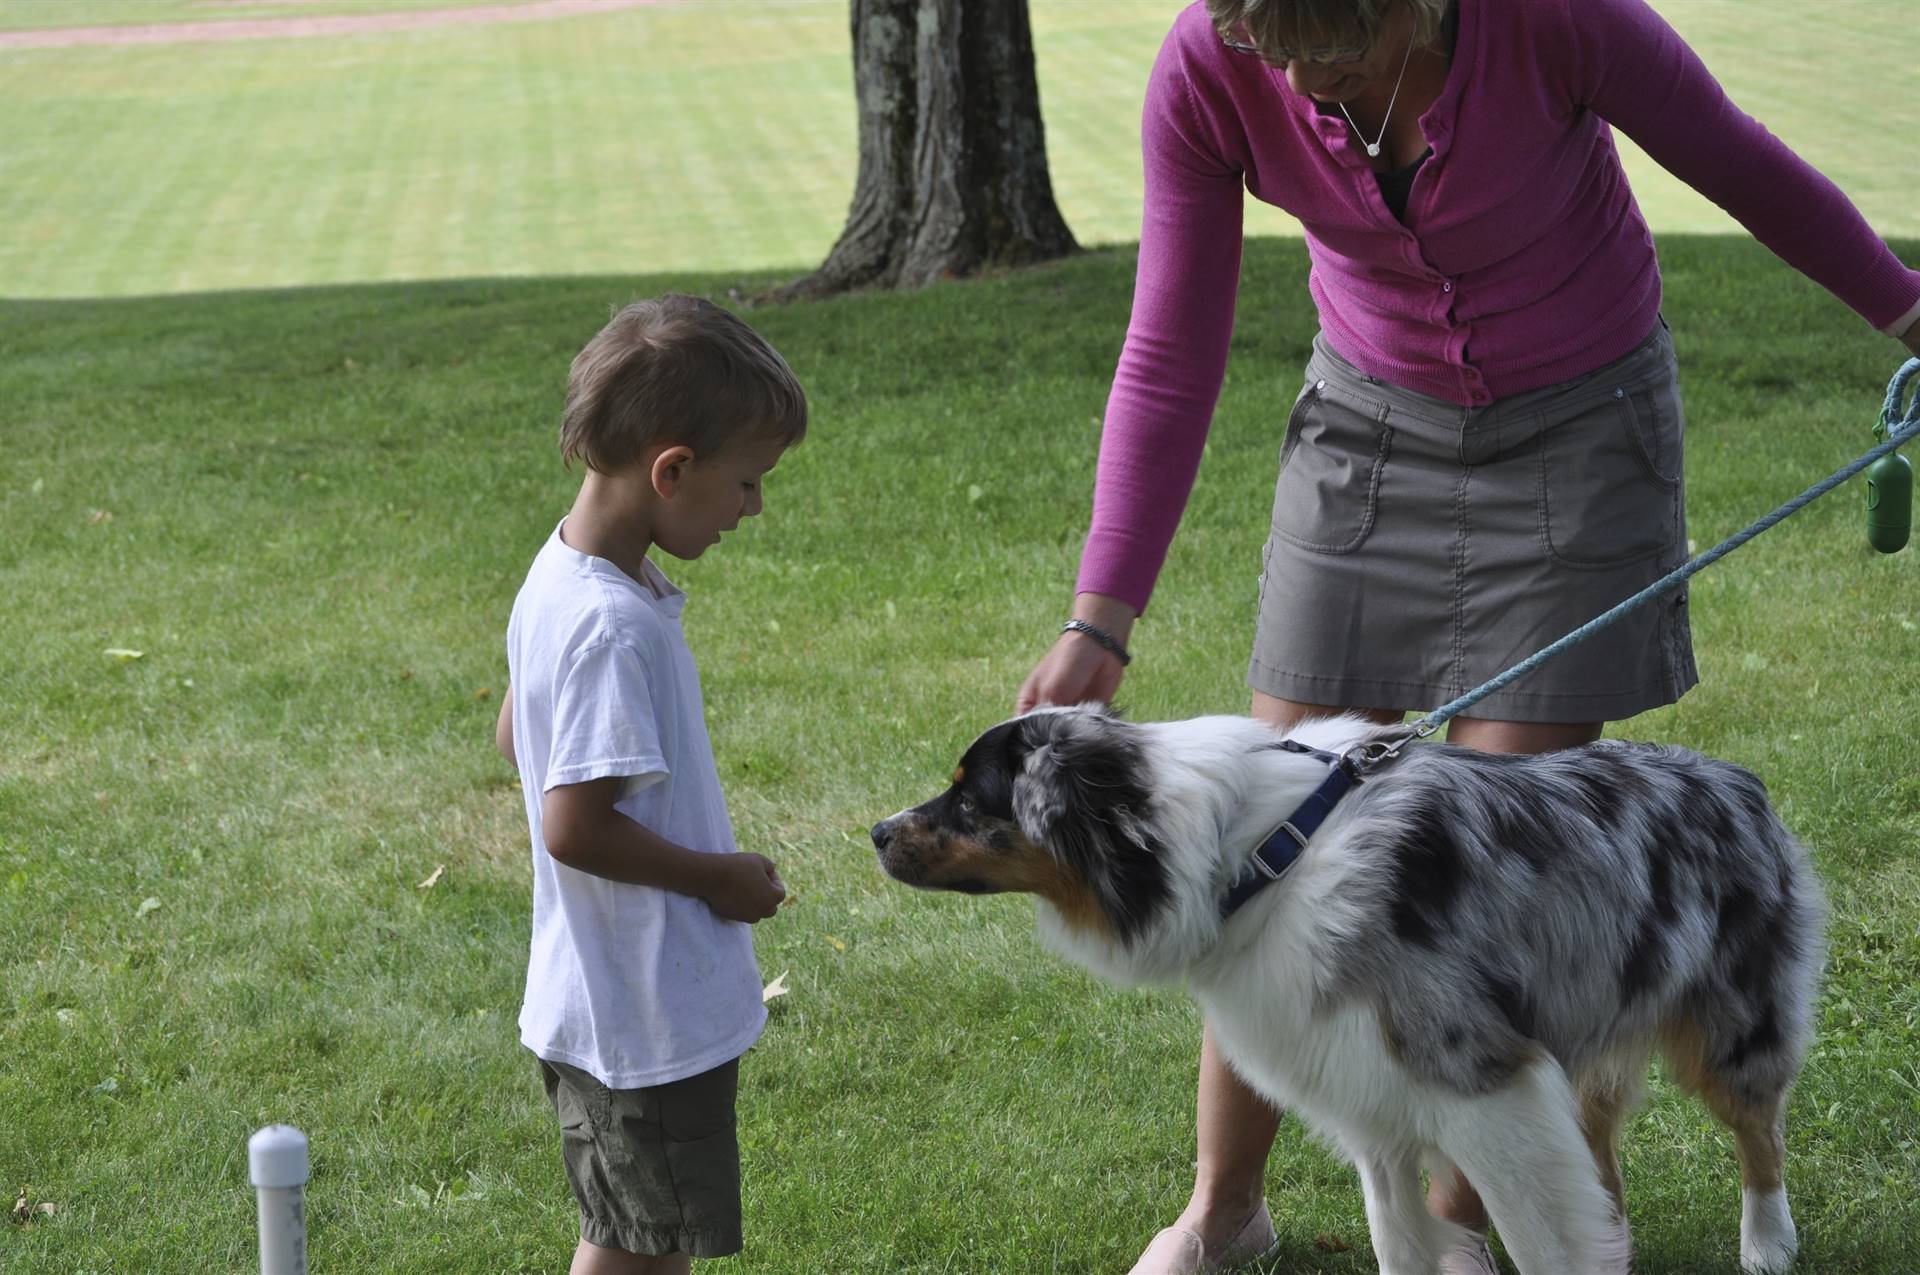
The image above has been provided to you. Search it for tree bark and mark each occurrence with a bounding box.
[780,0,1078,298]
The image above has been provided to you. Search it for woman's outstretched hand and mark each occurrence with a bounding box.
[1016,594,1139,713]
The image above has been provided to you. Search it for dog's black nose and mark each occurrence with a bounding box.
[870,821,893,851]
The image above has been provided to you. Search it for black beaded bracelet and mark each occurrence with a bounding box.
[1062,618,1132,667]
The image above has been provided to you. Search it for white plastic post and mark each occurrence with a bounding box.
[248,1125,309,1275]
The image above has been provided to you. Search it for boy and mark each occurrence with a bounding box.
[495,294,807,1275]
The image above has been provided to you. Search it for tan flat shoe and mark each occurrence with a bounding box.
[1439,1234,1501,1275]
[1126,1201,1281,1274]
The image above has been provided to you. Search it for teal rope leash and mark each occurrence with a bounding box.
[1405,358,1920,739]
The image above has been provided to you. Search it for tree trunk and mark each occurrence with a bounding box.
[781,0,1078,298]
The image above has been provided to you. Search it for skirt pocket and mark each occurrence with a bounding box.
[1269,380,1393,556]
[1539,374,1684,570]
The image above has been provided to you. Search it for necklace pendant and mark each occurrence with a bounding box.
[1365,142,1382,158]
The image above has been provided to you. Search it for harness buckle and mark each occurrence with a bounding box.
[1248,822,1307,881]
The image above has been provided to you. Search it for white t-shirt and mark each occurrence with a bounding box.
[505,523,765,1088]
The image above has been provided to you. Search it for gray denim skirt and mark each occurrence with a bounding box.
[1249,321,1697,724]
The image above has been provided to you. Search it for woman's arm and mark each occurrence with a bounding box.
[1077,32,1251,617]
[1568,0,1920,338]
[1025,27,1249,709]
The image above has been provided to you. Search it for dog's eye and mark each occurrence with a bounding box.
[956,794,976,816]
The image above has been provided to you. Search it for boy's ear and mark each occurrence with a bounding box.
[649,445,697,498]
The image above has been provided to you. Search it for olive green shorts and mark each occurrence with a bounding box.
[1250,320,1697,724]
[536,1054,742,1258]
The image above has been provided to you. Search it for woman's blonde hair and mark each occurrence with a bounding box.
[1206,0,1450,59]
[559,294,808,473]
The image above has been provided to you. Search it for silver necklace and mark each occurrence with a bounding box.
[1340,35,1416,159]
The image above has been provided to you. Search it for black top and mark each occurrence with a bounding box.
[1376,147,1433,224]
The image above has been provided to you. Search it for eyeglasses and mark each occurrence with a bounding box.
[1220,20,1372,66]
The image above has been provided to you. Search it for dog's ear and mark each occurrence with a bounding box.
[1012,709,1168,941]
[1011,709,1143,835]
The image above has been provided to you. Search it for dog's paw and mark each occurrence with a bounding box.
[1740,1188,1797,1274]
[1741,1237,1797,1275]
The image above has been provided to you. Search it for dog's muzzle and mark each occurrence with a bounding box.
[869,812,951,890]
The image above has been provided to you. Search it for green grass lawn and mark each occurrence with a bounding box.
[1,0,1914,298]
[4,0,1919,1270]
[3,238,1918,1272]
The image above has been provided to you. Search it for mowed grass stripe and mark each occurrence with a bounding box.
[1610,0,1916,237]
[3,1,1915,298]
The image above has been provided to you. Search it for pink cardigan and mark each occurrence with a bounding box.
[1079,0,1920,614]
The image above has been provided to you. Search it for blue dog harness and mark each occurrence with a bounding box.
[1218,740,1364,919]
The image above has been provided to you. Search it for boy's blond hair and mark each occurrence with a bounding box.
[560,294,808,472]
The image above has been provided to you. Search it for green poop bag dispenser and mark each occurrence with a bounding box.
[1870,364,1918,553]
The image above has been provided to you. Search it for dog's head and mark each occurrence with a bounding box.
[869,706,1173,947]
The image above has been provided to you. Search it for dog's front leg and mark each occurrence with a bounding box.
[1436,1060,1630,1275]
[1354,1144,1460,1275]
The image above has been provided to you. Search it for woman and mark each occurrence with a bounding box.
[1017,0,1920,1271]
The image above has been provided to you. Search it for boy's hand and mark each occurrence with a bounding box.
[544,780,786,913]
[703,853,786,923]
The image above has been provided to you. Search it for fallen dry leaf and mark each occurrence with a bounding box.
[762,971,790,1003]
[88,509,114,525]
[417,864,446,890]
[823,934,846,952]
[1313,1234,1353,1253]
[10,1188,54,1226]
[103,648,144,661]
[473,687,493,700]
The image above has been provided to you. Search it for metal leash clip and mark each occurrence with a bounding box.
[1343,729,1419,775]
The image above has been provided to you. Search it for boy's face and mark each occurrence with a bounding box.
[652,434,788,560]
